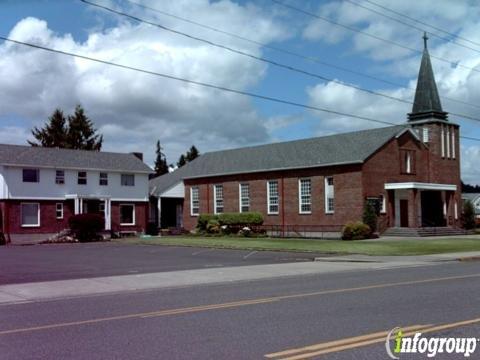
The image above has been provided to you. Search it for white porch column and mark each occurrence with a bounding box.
[105,199,111,231]
[74,198,80,215]
[79,198,84,214]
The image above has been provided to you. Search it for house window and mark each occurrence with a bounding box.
[422,128,429,143]
[379,194,386,214]
[239,183,250,213]
[400,150,415,174]
[121,174,135,186]
[325,176,334,214]
[267,180,279,214]
[299,179,312,214]
[21,203,40,227]
[78,171,87,185]
[99,202,105,214]
[451,129,456,159]
[120,204,135,225]
[191,187,200,216]
[214,185,224,214]
[446,127,451,158]
[99,173,108,186]
[55,170,65,184]
[441,126,445,158]
[56,203,63,219]
[22,168,39,183]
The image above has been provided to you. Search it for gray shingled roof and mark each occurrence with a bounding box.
[150,125,410,196]
[0,144,153,173]
[462,193,480,214]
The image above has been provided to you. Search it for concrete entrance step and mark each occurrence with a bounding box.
[383,227,468,237]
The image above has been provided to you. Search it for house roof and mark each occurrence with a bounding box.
[150,125,411,196]
[0,144,153,173]
[462,193,480,215]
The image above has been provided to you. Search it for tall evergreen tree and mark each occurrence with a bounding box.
[177,154,186,168]
[186,145,200,162]
[153,140,169,177]
[28,109,68,148]
[67,105,103,151]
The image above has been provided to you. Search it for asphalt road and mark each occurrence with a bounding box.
[0,242,318,284]
[2,261,480,359]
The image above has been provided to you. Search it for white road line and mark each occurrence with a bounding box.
[243,251,258,260]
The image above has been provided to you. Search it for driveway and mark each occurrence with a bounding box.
[0,242,318,284]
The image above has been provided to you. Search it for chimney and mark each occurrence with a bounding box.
[131,152,143,161]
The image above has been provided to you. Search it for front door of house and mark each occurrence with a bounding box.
[400,200,409,227]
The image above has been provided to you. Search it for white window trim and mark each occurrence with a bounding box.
[379,194,386,214]
[454,201,458,220]
[119,204,136,226]
[21,202,40,227]
[239,183,250,213]
[298,178,312,214]
[23,168,40,183]
[446,127,451,159]
[325,176,334,214]
[190,187,200,216]
[406,152,412,174]
[267,180,279,215]
[78,171,87,185]
[213,184,224,214]
[99,172,108,186]
[56,202,64,219]
[422,127,429,143]
[55,170,65,185]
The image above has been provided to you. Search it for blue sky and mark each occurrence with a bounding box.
[1,0,480,183]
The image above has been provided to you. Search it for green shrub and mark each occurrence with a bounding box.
[68,213,104,242]
[206,219,221,234]
[362,202,377,234]
[197,212,263,232]
[462,200,476,230]
[342,221,371,240]
[197,214,217,231]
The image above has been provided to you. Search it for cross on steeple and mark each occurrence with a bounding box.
[423,32,428,49]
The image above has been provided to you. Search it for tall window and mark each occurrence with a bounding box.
[406,152,412,174]
[21,203,40,227]
[120,204,135,225]
[441,126,445,158]
[121,174,135,186]
[239,183,250,213]
[325,177,334,214]
[298,179,312,214]
[400,150,415,174]
[379,194,386,214]
[422,127,429,143]
[191,187,200,216]
[56,203,63,219]
[451,128,456,159]
[214,185,224,214]
[23,168,39,183]
[99,172,108,186]
[78,171,87,185]
[267,180,279,214]
[55,170,65,184]
[446,127,451,158]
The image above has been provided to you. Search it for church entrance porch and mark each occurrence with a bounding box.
[385,182,458,228]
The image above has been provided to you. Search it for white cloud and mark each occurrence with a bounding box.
[0,0,289,165]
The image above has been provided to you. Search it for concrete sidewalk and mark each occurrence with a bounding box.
[314,251,480,263]
[0,256,444,305]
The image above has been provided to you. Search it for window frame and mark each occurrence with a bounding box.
[446,127,451,159]
[379,194,386,214]
[22,168,40,183]
[298,178,312,214]
[190,187,200,216]
[55,170,65,185]
[267,180,279,215]
[400,149,416,175]
[325,176,334,214]
[451,128,456,159]
[441,126,445,158]
[99,172,108,186]
[121,174,135,187]
[77,171,87,185]
[239,183,250,213]
[56,202,64,219]
[213,184,224,214]
[422,127,429,143]
[119,204,135,226]
[21,202,40,227]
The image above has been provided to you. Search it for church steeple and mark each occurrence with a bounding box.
[408,32,448,122]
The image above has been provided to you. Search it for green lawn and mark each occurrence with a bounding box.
[114,236,480,256]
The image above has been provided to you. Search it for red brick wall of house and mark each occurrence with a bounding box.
[2,200,148,236]
[183,165,364,231]
[111,201,148,233]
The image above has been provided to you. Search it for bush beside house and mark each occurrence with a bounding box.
[69,213,104,242]
[342,221,371,240]
[462,200,476,230]
[197,212,264,236]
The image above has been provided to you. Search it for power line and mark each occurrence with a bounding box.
[80,0,480,124]
[120,0,480,111]
[270,0,480,76]
[344,0,480,55]
[1,35,478,143]
[363,0,480,49]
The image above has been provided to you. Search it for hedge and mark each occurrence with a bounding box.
[68,213,104,242]
[342,221,371,240]
[197,212,264,231]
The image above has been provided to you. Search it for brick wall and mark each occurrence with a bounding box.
[111,201,148,233]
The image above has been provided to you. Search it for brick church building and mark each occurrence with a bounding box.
[150,35,461,236]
